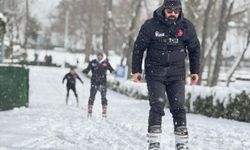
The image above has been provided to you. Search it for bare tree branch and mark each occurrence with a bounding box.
[209,0,235,86]
[121,0,143,76]
[110,18,126,40]
[230,9,247,19]
[226,30,250,86]
[205,31,219,59]
[186,4,199,19]
[199,0,216,85]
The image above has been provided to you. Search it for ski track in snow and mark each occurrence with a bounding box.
[0,66,250,150]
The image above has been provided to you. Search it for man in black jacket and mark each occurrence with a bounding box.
[82,51,115,118]
[132,0,200,149]
[62,67,83,107]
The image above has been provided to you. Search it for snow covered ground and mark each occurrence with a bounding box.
[0,66,250,150]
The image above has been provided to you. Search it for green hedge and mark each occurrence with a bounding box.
[107,78,250,122]
[0,65,29,110]
[189,91,250,122]
[225,91,250,122]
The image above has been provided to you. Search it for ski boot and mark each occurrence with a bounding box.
[175,126,188,150]
[88,105,93,118]
[147,125,161,150]
[102,105,107,118]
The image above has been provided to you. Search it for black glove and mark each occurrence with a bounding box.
[82,70,88,74]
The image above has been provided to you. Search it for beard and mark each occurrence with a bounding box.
[165,15,178,24]
[168,16,177,21]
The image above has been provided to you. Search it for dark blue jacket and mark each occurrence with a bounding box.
[132,6,200,81]
[82,59,114,84]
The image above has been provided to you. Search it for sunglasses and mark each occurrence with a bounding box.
[165,9,180,14]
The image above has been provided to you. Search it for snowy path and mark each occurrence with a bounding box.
[0,66,250,150]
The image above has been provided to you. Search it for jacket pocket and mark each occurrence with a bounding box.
[168,49,186,63]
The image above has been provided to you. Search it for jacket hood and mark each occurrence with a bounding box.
[96,52,107,63]
[153,5,183,26]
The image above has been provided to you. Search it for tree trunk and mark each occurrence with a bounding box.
[124,0,143,77]
[84,0,93,62]
[206,48,213,85]
[203,31,218,85]
[23,0,29,49]
[226,30,250,86]
[85,30,92,62]
[209,0,234,86]
[102,0,112,55]
[198,0,215,85]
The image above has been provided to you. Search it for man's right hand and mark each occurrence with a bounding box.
[190,74,199,85]
[132,73,142,83]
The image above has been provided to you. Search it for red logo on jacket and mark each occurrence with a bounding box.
[178,29,183,37]
[102,63,107,67]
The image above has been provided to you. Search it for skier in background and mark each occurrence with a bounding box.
[62,66,83,107]
[132,0,200,149]
[82,51,115,118]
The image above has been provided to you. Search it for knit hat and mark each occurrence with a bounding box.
[163,0,182,10]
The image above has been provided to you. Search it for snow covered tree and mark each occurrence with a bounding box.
[50,0,103,62]
[0,0,38,61]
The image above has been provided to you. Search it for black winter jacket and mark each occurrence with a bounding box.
[132,6,200,81]
[82,59,114,85]
[62,73,83,87]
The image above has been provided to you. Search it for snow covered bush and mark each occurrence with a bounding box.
[225,91,250,122]
[193,95,214,117]
[107,77,250,122]
[107,76,148,99]
[190,91,250,122]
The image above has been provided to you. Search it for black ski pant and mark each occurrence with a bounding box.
[147,79,186,132]
[88,83,108,105]
[66,85,78,98]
